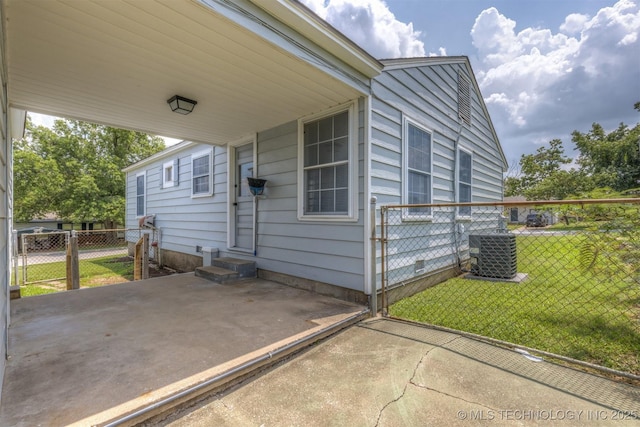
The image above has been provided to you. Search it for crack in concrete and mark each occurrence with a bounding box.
[410,336,497,412]
[374,336,497,426]
[374,336,459,427]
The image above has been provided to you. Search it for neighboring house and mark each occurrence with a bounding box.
[14,214,105,232]
[505,196,528,224]
[124,56,507,301]
[504,196,556,225]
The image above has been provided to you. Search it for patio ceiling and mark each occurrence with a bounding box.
[4,0,378,145]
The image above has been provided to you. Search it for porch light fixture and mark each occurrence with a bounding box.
[167,95,197,115]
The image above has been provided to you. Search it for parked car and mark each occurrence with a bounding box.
[526,213,548,227]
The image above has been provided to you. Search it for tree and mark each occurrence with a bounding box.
[572,103,640,192]
[504,139,588,200]
[14,118,166,228]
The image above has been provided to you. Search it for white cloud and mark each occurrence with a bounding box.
[299,0,425,58]
[560,13,590,34]
[471,0,640,160]
[298,0,639,163]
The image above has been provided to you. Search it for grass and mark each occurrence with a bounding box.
[20,285,58,297]
[390,233,640,375]
[17,255,135,294]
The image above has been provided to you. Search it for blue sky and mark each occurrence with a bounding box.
[301,0,640,167]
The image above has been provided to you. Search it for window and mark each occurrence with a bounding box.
[191,149,213,197]
[458,149,472,217]
[162,159,179,188]
[299,104,355,220]
[136,172,145,217]
[458,72,471,126]
[404,120,432,218]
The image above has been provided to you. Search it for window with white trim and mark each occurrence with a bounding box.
[405,120,432,218]
[162,159,179,188]
[300,105,355,219]
[136,172,145,217]
[191,149,213,197]
[458,149,472,217]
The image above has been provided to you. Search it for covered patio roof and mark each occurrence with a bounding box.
[4,0,381,145]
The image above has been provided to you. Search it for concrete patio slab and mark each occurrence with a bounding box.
[0,274,367,427]
[164,318,640,427]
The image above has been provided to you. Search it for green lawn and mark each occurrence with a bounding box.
[16,255,135,294]
[390,233,640,375]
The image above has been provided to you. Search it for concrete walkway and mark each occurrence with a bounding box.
[0,274,367,427]
[164,319,640,426]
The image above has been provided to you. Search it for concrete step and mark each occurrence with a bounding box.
[212,257,256,278]
[194,266,239,284]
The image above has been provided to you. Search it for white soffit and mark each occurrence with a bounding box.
[5,0,367,145]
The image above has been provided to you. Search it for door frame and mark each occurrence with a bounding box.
[227,135,257,252]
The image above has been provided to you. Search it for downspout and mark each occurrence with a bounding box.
[253,196,258,256]
[452,123,464,269]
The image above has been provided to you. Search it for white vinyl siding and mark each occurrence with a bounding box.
[136,172,145,217]
[404,120,432,219]
[125,144,226,259]
[370,60,505,289]
[0,24,9,399]
[458,149,472,217]
[298,103,357,221]
[191,149,213,197]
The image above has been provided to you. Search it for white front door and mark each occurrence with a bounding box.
[230,142,254,252]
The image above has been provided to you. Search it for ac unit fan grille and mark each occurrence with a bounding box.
[469,233,517,279]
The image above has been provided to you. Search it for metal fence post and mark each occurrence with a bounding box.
[21,234,27,285]
[12,230,19,287]
[66,231,80,290]
[380,206,387,316]
[369,197,377,316]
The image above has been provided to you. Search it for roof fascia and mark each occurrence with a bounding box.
[122,141,197,172]
[251,0,382,78]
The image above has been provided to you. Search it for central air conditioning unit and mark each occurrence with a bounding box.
[469,233,517,279]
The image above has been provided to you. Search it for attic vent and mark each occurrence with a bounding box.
[458,72,472,126]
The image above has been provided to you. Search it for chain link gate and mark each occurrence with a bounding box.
[377,199,640,381]
[17,231,70,286]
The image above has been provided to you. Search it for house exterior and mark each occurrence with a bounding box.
[1,0,506,402]
[124,56,506,302]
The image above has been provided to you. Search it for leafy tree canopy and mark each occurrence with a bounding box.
[14,118,165,227]
[505,102,640,200]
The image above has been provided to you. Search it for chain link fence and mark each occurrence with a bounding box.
[378,199,640,380]
[13,228,162,296]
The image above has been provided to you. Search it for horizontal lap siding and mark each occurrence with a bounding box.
[125,144,227,257]
[372,61,504,287]
[253,100,366,291]
[0,14,8,399]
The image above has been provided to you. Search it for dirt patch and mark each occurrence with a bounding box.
[149,263,180,278]
[107,256,179,278]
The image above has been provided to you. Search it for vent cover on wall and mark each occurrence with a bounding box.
[469,233,517,279]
